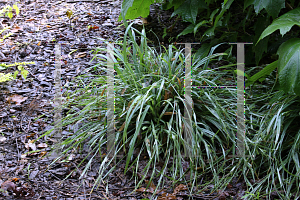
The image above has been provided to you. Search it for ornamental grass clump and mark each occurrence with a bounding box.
[40,20,300,198]
[42,23,245,197]
[243,87,300,199]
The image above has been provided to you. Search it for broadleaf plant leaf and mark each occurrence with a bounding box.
[251,0,285,18]
[13,4,19,15]
[257,7,300,44]
[244,0,254,10]
[202,27,215,38]
[264,0,285,18]
[7,11,13,19]
[162,0,185,10]
[194,20,209,35]
[121,0,134,18]
[172,0,207,24]
[277,38,300,96]
[21,69,29,80]
[120,0,154,20]
[177,24,194,38]
[66,10,73,19]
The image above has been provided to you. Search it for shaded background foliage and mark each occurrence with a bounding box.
[122,0,300,96]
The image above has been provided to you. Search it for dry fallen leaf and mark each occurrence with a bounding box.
[1,180,16,192]
[173,184,188,194]
[11,25,22,33]
[71,16,79,22]
[6,94,28,105]
[26,133,36,138]
[25,139,36,151]
[157,193,177,200]
[140,17,148,24]
[0,136,6,142]
[87,25,99,31]
[135,187,154,193]
[118,122,125,132]
[67,154,75,161]
[75,52,86,58]
[164,112,176,115]
[145,180,156,190]
[39,151,47,157]
[37,143,47,149]
[12,177,20,182]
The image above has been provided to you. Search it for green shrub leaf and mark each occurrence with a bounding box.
[13,71,18,79]
[171,0,207,24]
[244,0,254,10]
[120,0,154,20]
[66,10,73,19]
[0,73,13,82]
[257,7,300,44]
[21,69,29,79]
[7,11,13,19]
[13,4,19,15]
[277,38,300,96]
[177,24,194,38]
[194,20,209,35]
[202,27,215,38]
[251,0,285,18]
[162,0,185,10]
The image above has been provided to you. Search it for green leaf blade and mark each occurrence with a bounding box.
[257,7,300,44]
[245,60,278,87]
[177,24,194,38]
[121,0,154,20]
[13,4,19,15]
[264,0,285,18]
[277,38,300,96]
[252,0,285,18]
[172,0,207,24]
[21,69,29,79]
